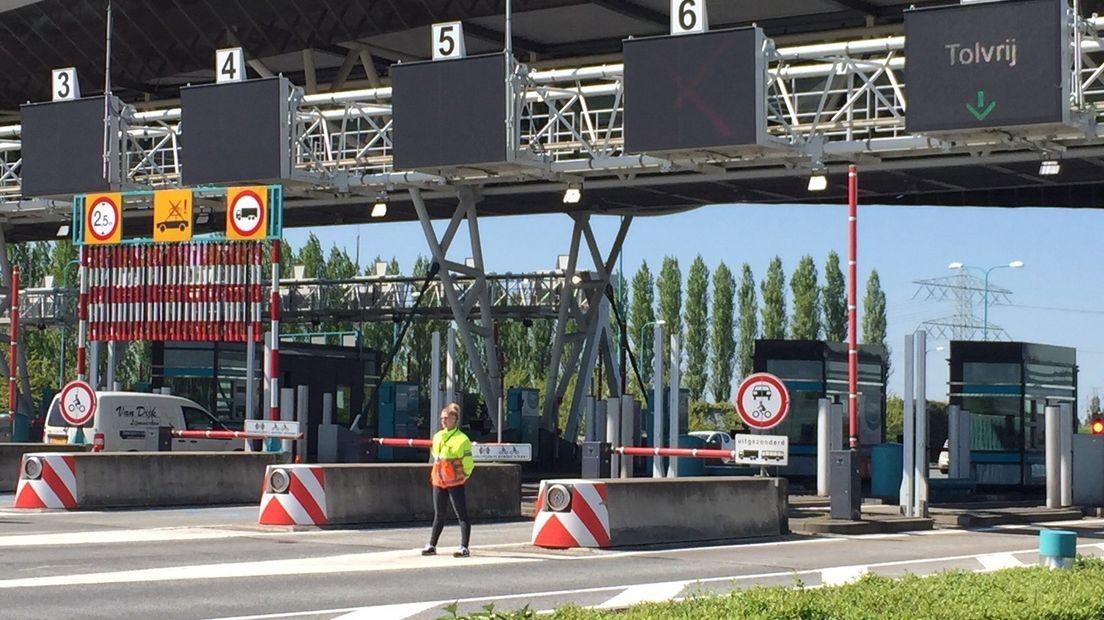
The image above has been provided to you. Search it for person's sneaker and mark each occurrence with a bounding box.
[420,545,436,556]
[453,547,470,558]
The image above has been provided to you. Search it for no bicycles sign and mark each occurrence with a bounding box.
[59,380,97,427]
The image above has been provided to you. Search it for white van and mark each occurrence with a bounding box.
[43,392,238,452]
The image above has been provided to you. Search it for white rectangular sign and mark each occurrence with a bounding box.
[731,433,788,467]
[472,442,532,462]
[243,419,301,439]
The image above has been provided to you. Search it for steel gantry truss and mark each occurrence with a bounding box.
[10,11,1104,206]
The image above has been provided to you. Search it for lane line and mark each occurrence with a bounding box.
[331,602,443,620]
[596,581,688,609]
[0,549,540,590]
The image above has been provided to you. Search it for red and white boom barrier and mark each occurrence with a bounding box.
[372,437,432,449]
[616,446,738,460]
[171,430,303,441]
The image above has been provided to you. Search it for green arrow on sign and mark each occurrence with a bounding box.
[966,90,996,121]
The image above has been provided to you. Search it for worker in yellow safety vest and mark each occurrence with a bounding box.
[422,402,475,558]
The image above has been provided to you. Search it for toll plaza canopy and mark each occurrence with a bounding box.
[6,0,1104,240]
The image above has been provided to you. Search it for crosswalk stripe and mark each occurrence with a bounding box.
[596,581,688,609]
[977,553,1024,571]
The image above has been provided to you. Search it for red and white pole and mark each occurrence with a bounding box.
[77,246,89,380]
[269,240,280,422]
[9,264,18,420]
[848,163,859,450]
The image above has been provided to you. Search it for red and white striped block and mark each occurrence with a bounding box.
[14,454,78,510]
[257,465,328,526]
[532,479,610,549]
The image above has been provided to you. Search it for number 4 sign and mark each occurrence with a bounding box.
[216,48,246,83]
[671,0,708,35]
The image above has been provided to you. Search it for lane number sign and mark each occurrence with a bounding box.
[736,372,790,430]
[60,380,97,427]
[226,186,268,240]
[671,0,708,35]
[216,48,246,84]
[52,67,80,101]
[84,193,122,245]
[432,22,466,60]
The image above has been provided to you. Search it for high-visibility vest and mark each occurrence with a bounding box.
[431,429,474,489]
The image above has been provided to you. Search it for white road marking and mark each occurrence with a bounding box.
[0,548,540,590]
[0,527,288,547]
[977,553,1024,571]
[820,565,868,586]
[331,602,443,620]
[596,581,688,609]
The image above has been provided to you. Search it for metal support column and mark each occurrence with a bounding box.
[900,333,914,516]
[652,321,665,478]
[410,187,502,425]
[430,330,442,435]
[667,333,681,478]
[542,213,631,440]
[914,330,928,517]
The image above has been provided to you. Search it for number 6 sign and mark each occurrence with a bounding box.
[671,0,708,35]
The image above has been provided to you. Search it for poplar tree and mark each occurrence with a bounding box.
[862,269,888,346]
[760,257,787,340]
[628,261,656,386]
[684,256,709,400]
[737,264,758,379]
[709,262,736,402]
[790,255,821,340]
[657,256,682,379]
[823,251,847,342]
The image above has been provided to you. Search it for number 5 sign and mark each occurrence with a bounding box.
[432,22,466,60]
[671,0,708,35]
[84,193,122,245]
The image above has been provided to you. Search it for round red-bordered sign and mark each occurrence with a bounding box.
[59,380,97,427]
[229,190,265,238]
[736,372,790,430]
[87,196,120,242]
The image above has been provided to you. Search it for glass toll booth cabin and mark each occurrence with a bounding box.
[948,341,1076,487]
[153,340,379,461]
[753,340,888,476]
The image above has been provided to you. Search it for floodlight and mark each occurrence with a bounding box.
[1038,160,1061,176]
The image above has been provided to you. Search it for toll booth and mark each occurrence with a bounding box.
[948,341,1076,487]
[376,382,424,460]
[753,340,888,476]
[152,340,379,462]
[506,387,541,462]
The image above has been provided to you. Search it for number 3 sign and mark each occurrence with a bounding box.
[671,0,708,35]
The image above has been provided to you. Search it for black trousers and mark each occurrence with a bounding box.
[429,485,471,548]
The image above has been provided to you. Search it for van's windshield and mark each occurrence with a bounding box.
[46,397,93,429]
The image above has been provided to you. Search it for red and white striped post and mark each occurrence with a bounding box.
[9,264,18,421]
[848,163,859,450]
[77,246,89,381]
[269,240,281,423]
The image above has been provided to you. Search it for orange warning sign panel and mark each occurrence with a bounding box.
[226,187,268,240]
[153,189,193,242]
[85,193,122,245]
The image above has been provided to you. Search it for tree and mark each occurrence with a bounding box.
[628,261,656,387]
[657,256,682,379]
[823,251,847,342]
[684,256,709,400]
[1092,395,1101,416]
[736,264,758,379]
[709,261,736,402]
[760,257,786,340]
[862,269,887,346]
[323,244,358,342]
[790,255,821,340]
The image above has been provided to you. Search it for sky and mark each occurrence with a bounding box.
[285,202,1104,418]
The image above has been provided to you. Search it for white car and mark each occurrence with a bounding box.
[689,430,735,464]
[938,439,950,474]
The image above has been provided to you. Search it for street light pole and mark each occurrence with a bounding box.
[948,261,1024,341]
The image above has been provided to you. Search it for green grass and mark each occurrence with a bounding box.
[441,556,1104,619]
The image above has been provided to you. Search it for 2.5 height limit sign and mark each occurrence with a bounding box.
[904,0,1070,133]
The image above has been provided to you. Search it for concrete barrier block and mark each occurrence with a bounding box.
[258,463,521,526]
[533,476,788,548]
[0,443,90,492]
[14,451,290,510]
